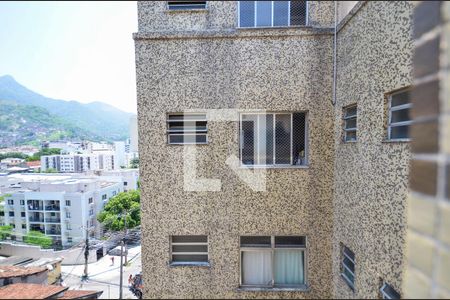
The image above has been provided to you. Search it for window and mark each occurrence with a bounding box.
[240,112,307,166]
[89,209,94,216]
[167,113,207,144]
[380,282,400,299]
[90,219,94,227]
[239,1,307,28]
[65,200,71,207]
[341,245,355,290]
[21,224,26,229]
[20,212,25,218]
[168,1,206,10]
[88,197,93,204]
[20,200,24,206]
[66,223,71,230]
[240,236,306,288]
[102,194,107,200]
[388,88,411,140]
[10,224,15,229]
[67,237,72,243]
[170,235,208,265]
[66,212,71,219]
[343,105,357,142]
[8,212,14,217]
[124,182,128,186]
[7,199,13,205]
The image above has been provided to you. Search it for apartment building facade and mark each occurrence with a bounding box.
[41,153,117,173]
[135,1,412,298]
[2,175,123,247]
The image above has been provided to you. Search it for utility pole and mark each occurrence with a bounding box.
[82,227,89,281]
[119,240,124,299]
[123,209,128,265]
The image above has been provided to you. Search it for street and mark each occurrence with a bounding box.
[61,245,141,299]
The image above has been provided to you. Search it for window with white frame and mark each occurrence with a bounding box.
[240,112,307,166]
[341,245,355,290]
[238,1,307,28]
[67,237,72,243]
[66,223,71,230]
[388,88,411,140]
[168,1,206,10]
[170,235,208,264]
[66,211,71,219]
[7,199,13,205]
[343,105,357,142]
[20,200,24,206]
[240,236,306,288]
[88,197,93,204]
[380,282,400,299]
[65,200,71,206]
[167,113,208,145]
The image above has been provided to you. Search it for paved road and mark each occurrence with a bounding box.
[61,245,141,299]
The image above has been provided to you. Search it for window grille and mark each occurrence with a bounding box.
[343,105,357,142]
[167,113,208,145]
[168,1,207,10]
[240,112,307,166]
[341,246,355,290]
[170,235,208,264]
[240,236,306,287]
[238,1,307,28]
[380,282,400,299]
[388,88,411,140]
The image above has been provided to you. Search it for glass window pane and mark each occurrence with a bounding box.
[290,1,307,26]
[343,247,355,260]
[274,250,304,285]
[275,114,292,164]
[275,236,306,248]
[240,236,271,247]
[391,90,410,107]
[241,115,257,165]
[257,114,273,165]
[345,118,357,129]
[242,251,272,285]
[345,106,357,117]
[172,254,208,262]
[292,112,306,166]
[239,1,255,27]
[172,235,207,243]
[345,131,357,142]
[343,267,354,284]
[172,245,208,253]
[256,1,272,27]
[273,1,289,26]
[390,108,410,124]
[343,257,355,273]
[390,125,409,139]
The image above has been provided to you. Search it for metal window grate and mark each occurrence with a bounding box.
[238,1,307,28]
[388,88,412,140]
[167,113,207,145]
[380,282,400,299]
[343,105,357,142]
[341,246,355,290]
[240,112,306,166]
[168,1,207,10]
[171,235,208,263]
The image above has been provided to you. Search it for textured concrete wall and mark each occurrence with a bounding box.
[135,1,335,298]
[332,1,413,298]
[404,1,450,298]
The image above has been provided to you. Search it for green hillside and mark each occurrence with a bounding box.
[0,100,101,147]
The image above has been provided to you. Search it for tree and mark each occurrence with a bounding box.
[0,225,13,240]
[26,148,61,162]
[97,190,140,231]
[0,152,28,161]
[23,230,53,249]
[130,158,139,169]
[43,168,57,173]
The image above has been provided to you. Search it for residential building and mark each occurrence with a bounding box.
[41,152,117,173]
[129,115,139,153]
[0,265,48,287]
[135,1,419,299]
[0,256,63,285]
[2,174,123,247]
[0,283,103,299]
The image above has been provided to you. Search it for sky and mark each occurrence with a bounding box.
[0,1,138,113]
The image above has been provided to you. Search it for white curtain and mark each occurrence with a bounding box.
[274,250,304,285]
[242,251,272,285]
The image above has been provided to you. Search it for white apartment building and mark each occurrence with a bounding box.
[41,153,116,173]
[1,174,123,248]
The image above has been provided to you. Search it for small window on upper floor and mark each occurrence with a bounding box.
[343,105,357,142]
[170,235,208,265]
[380,282,400,299]
[168,1,207,10]
[341,245,355,290]
[238,1,307,28]
[387,88,411,141]
[167,113,208,145]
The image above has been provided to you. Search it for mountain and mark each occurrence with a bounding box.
[0,75,134,145]
[0,100,102,147]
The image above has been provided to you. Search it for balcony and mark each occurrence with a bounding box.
[28,206,43,211]
[29,217,44,223]
[46,229,61,235]
[45,205,60,211]
[45,218,61,223]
